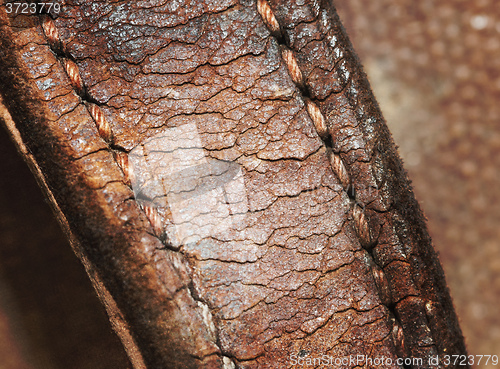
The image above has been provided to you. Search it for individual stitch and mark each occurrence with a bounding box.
[371,263,392,306]
[280,47,304,88]
[328,150,350,190]
[392,321,406,357]
[141,204,163,237]
[352,203,372,248]
[63,59,85,96]
[41,15,61,51]
[305,98,328,140]
[256,0,280,35]
[114,151,133,185]
[88,103,113,143]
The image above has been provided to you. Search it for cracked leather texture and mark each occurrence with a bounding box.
[0,1,467,368]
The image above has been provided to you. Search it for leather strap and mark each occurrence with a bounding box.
[0,0,467,367]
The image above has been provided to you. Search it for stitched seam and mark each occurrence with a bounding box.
[37,2,432,364]
[256,0,437,359]
[39,13,231,367]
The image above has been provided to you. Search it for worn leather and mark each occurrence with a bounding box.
[0,1,467,368]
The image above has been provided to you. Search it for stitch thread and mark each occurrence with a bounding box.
[255,2,425,358]
[115,151,134,185]
[392,321,405,357]
[41,15,61,50]
[260,0,376,270]
[353,204,372,248]
[328,151,350,190]
[305,99,328,140]
[281,47,304,88]
[371,265,392,306]
[256,0,280,35]
[63,59,85,96]
[142,204,163,237]
[40,20,161,238]
[88,103,113,143]
[38,17,238,366]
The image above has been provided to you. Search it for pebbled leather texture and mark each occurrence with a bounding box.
[0,0,467,368]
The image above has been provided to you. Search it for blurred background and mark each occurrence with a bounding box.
[335,0,500,360]
[0,101,131,368]
[0,0,499,367]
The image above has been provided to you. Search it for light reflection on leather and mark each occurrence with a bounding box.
[129,123,249,247]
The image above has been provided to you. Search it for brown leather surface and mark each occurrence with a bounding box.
[0,0,470,368]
